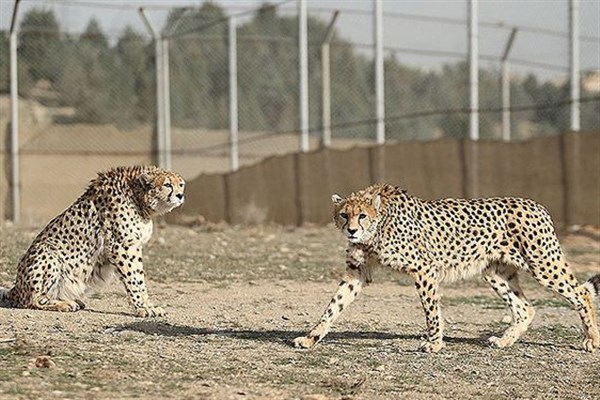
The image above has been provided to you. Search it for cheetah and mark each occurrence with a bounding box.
[294,183,600,353]
[0,165,185,317]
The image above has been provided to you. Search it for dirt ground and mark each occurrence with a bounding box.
[1,223,599,400]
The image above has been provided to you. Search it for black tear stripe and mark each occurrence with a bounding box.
[358,219,366,231]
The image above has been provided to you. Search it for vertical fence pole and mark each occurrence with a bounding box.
[155,38,165,168]
[229,16,239,171]
[501,28,517,142]
[139,8,165,168]
[9,0,21,224]
[299,0,309,152]
[374,0,385,145]
[468,0,479,198]
[501,61,510,141]
[162,38,171,170]
[321,11,339,149]
[321,42,331,148]
[468,0,479,141]
[569,0,580,132]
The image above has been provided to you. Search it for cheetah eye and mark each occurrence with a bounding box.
[164,182,173,188]
[340,212,348,220]
[358,213,367,220]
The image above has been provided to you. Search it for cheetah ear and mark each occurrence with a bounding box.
[331,194,343,204]
[137,172,154,190]
[372,194,381,211]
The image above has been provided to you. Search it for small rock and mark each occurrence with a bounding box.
[282,315,290,321]
[34,356,55,368]
[375,365,385,372]
[502,315,512,324]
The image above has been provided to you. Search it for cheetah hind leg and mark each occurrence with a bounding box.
[483,263,535,348]
[527,258,599,353]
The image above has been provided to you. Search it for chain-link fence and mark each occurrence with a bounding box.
[0,0,599,223]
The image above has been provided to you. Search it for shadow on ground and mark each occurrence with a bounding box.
[110,320,490,348]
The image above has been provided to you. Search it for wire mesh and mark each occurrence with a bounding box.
[1,0,599,221]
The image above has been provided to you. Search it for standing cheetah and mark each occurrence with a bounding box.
[0,165,185,317]
[294,183,600,353]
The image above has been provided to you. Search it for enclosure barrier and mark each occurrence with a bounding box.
[167,131,600,227]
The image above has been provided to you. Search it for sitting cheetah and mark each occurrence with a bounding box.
[0,165,185,317]
[294,183,600,353]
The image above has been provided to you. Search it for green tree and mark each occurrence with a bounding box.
[18,8,62,87]
[81,18,109,49]
[167,2,228,128]
[116,26,153,124]
[59,18,119,123]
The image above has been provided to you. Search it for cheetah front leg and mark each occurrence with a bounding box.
[293,266,366,349]
[413,269,444,353]
[294,246,371,349]
[109,246,165,317]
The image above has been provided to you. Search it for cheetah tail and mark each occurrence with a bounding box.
[583,274,600,300]
[0,286,12,305]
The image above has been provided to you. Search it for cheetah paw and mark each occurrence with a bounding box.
[419,340,444,353]
[135,306,166,318]
[582,338,599,353]
[488,335,516,349]
[487,336,504,348]
[55,300,83,312]
[293,336,316,349]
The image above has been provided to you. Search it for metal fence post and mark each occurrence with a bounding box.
[139,8,166,168]
[468,0,479,141]
[9,0,21,224]
[374,0,385,145]
[162,37,171,170]
[501,28,518,142]
[320,11,339,149]
[468,0,479,198]
[229,16,239,171]
[569,0,580,132]
[299,0,309,152]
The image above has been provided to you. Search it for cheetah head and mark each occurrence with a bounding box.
[137,171,185,216]
[332,192,381,244]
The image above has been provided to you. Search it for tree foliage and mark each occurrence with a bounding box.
[2,4,595,138]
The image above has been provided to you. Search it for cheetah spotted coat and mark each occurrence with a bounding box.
[294,183,600,353]
[0,165,185,317]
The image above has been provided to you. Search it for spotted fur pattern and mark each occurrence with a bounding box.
[0,165,185,317]
[294,183,600,353]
